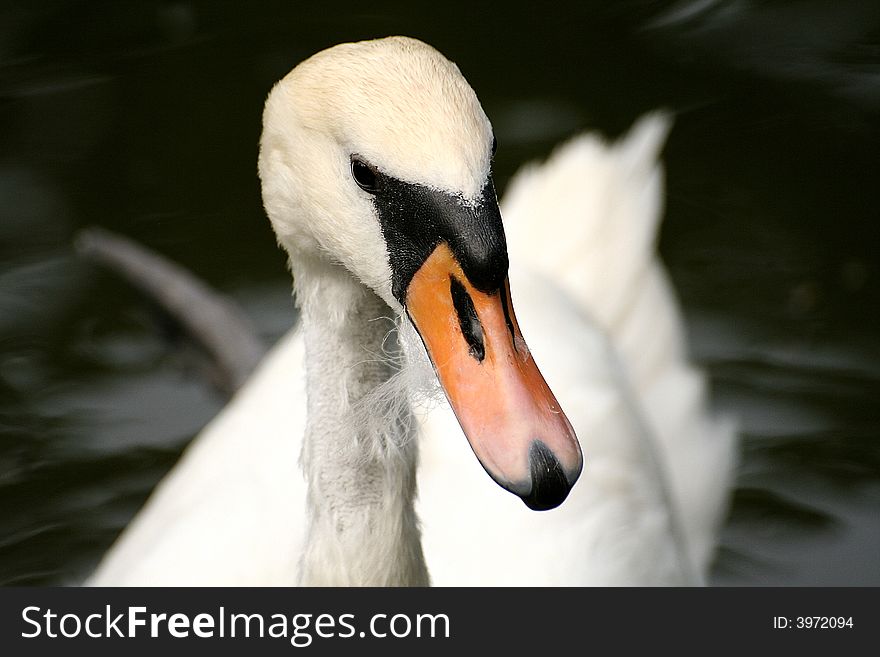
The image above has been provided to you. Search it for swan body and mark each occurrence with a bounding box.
[88,37,735,586]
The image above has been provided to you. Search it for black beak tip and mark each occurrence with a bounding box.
[520,440,577,511]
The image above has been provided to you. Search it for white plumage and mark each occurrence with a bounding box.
[88,37,735,586]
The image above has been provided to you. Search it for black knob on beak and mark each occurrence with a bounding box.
[521,441,575,511]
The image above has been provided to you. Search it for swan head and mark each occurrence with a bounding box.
[259,36,582,510]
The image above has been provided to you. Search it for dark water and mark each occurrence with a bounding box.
[1,1,878,585]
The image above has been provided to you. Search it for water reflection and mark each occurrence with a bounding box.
[0,0,877,585]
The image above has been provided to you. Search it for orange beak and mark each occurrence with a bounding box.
[405,243,582,509]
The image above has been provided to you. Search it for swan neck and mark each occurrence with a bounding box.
[295,262,428,586]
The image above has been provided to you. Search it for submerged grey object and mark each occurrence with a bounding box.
[75,226,266,394]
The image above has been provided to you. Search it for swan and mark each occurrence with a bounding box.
[87,36,736,586]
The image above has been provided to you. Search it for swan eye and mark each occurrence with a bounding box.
[351,156,380,193]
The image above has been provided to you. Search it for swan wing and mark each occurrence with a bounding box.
[88,331,308,585]
[500,115,737,573]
